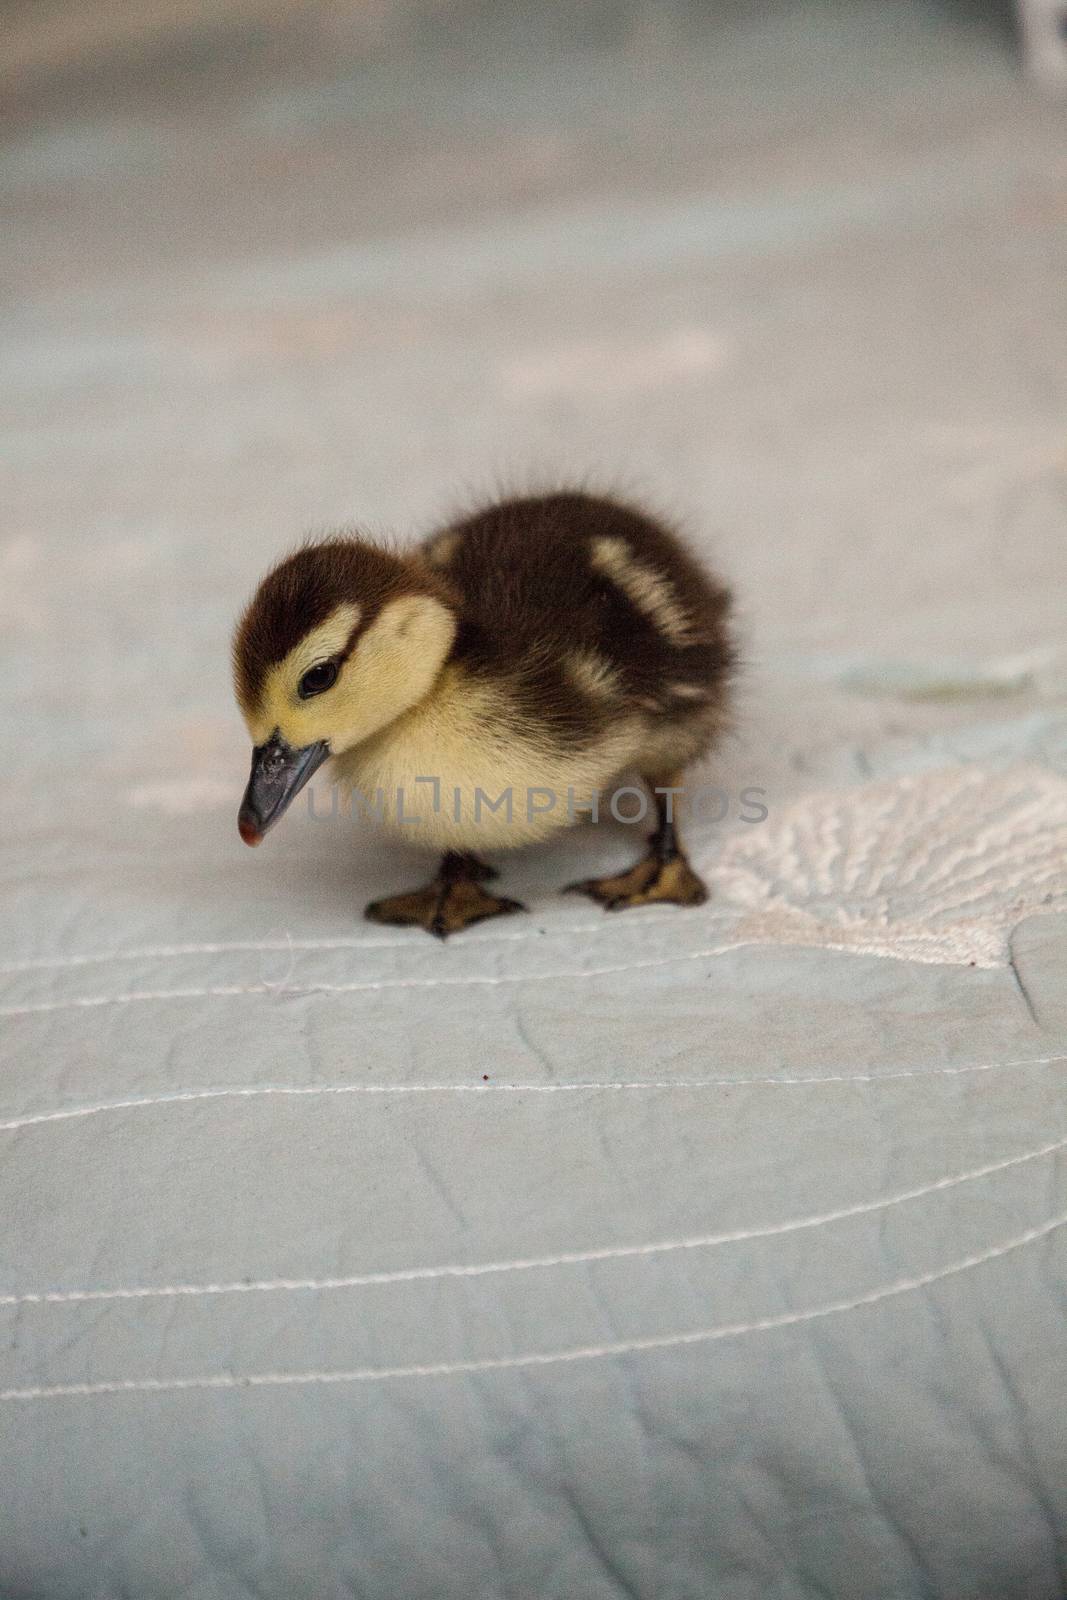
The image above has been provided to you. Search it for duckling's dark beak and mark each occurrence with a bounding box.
[238,733,330,846]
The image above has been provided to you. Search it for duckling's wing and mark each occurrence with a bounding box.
[424,491,735,753]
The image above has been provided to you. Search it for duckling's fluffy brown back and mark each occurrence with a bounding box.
[421,490,735,768]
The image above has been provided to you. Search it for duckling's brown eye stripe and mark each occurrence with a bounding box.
[295,616,365,699]
[337,614,367,661]
[232,538,410,701]
[1,1211,1065,1402]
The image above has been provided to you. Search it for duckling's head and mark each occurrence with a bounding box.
[233,538,457,845]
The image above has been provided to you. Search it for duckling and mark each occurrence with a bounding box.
[233,490,735,937]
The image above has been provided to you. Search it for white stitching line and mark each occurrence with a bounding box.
[4,1129,1063,1309]
[0,913,744,975]
[3,1207,1063,1402]
[2,1053,1065,1135]
[0,926,1003,1018]
[0,943,761,1018]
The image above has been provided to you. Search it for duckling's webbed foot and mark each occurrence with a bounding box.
[565,778,708,912]
[365,852,525,939]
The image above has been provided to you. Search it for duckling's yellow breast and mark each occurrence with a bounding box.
[332,666,641,851]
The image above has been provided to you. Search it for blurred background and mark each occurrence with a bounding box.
[4,0,1066,831]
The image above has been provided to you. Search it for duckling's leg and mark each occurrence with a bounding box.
[365,851,526,939]
[565,772,708,911]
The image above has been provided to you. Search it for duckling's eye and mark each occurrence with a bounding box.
[298,660,340,699]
